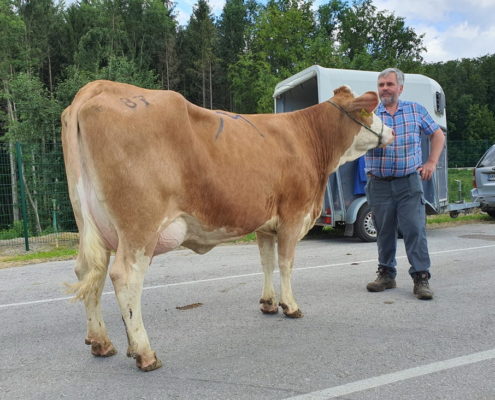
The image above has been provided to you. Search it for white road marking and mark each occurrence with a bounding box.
[283,348,495,399]
[0,244,494,310]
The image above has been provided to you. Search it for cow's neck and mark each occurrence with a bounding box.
[296,102,358,177]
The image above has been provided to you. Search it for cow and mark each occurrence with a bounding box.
[61,80,394,371]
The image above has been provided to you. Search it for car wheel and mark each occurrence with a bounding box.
[355,202,377,242]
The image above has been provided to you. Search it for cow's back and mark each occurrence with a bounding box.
[63,80,334,255]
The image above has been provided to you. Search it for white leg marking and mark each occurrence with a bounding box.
[110,248,161,370]
[256,232,278,314]
[277,229,302,318]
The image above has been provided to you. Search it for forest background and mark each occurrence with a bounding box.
[0,0,494,239]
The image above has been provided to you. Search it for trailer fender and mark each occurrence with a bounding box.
[343,196,367,237]
[345,196,367,225]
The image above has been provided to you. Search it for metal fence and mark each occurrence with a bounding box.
[0,141,77,255]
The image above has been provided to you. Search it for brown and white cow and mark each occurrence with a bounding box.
[61,80,393,371]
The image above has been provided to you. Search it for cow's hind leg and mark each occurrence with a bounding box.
[277,227,303,318]
[68,219,116,357]
[73,249,116,357]
[256,232,279,314]
[110,244,162,372]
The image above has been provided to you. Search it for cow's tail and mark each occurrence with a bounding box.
[65,209,109,302]
[62,100,109,303]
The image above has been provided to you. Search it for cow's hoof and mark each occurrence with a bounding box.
[260,306,279,314]
[260,298,279,314]
[285,309,303,318]
[279,303,303,318]
[136,353,162,372]
[86,339,117,357]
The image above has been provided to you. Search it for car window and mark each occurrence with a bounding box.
[479,146,495,167]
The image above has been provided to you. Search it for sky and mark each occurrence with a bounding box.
[173,0,495,63]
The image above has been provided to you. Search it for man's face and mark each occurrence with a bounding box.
[377,72,403,107]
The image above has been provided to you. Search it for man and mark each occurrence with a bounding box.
[365,68,445,300]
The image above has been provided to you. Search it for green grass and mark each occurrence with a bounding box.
[1,234,259,265]
[447,168,474,203]
[233,232,257,243]
[427,212,492,224]
[0,247,78,264]
[0,221,25,240]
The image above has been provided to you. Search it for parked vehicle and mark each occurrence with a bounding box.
[273,65,479,241]
[471,144,495,218]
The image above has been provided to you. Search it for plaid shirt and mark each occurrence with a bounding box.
[365,100,441,177]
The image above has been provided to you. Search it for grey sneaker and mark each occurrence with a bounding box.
[367,268,397,292]
[413,272,433,300]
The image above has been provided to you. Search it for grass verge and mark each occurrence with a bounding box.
[0,247,78,269]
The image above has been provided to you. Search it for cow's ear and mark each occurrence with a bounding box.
[333,85,353,97]
[348,91,379,114]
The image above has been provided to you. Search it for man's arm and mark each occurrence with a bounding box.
[418,129,446,180]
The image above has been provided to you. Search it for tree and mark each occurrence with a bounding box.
[465,104,495,143]
[15,0,67,91]
[3,73,61,233]
[252,0,316,75]
[230,0,320,113]
[180,0,217,108]
[142,0,179,90]
[317,0,345,41]
[336,0,425,69]
[63,0,108,67]
[216,0,252,110]
[0,0,28,224]
[423,55,495,143]
[229,52,275,113]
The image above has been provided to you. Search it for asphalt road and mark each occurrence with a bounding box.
[0,222,494,400]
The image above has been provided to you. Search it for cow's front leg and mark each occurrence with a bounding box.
[256,231,279,314]
[277,228,303,318]
[110,248,162,371]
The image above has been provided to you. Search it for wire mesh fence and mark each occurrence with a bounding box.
[447,139,492,168]
[0,141,77,255]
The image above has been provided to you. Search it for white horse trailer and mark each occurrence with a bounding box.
[273,65,478,241]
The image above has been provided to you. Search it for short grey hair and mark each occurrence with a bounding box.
[378,68,404,86]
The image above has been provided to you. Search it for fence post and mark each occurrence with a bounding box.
[15,143,30,251]
[52,198,59,248]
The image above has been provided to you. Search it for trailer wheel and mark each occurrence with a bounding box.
[355,202,377,242]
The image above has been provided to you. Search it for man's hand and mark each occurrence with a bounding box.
[418,161,436,180]
[419,129,445,180]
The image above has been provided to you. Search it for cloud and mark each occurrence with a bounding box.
[173,0,224,25]
[209,0,226,15]
[423,22,495,62]
[373,0,495,62]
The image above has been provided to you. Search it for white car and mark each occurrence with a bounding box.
[472,144,495,218]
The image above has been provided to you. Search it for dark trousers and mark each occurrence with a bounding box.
[365,172,431,278]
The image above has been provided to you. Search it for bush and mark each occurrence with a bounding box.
[0,221,25,240]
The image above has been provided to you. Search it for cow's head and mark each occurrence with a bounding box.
[329,86,394,160]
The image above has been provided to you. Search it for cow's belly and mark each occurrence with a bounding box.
[79,179,119,250]
[155,215,246,256]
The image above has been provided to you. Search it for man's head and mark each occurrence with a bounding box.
[377,68,404,107]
